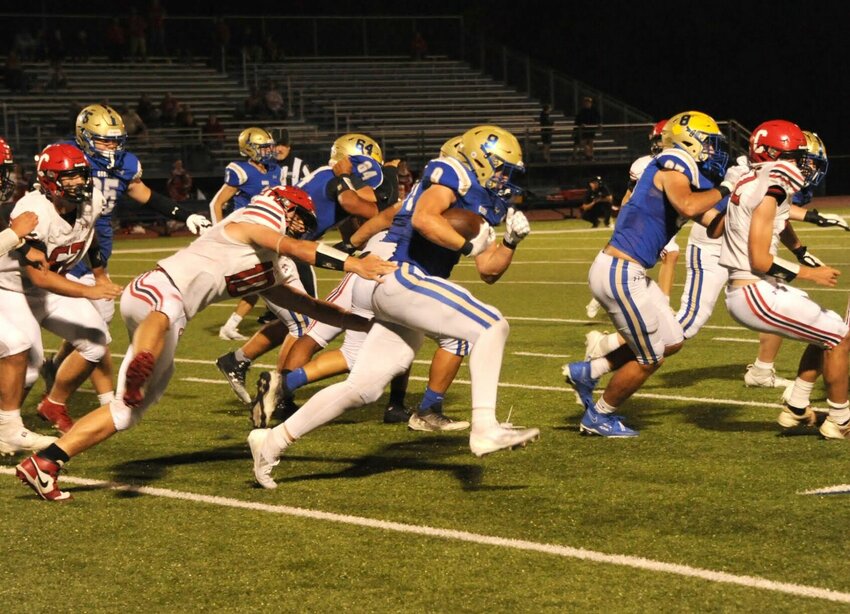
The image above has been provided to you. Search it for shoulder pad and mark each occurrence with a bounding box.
[767,161,805,196]
[629,155,652,182]
[120,152,143,181]
[422,157,473,196]
[225,162,249,186]
[349,155,384,189]
[655,149,714,189]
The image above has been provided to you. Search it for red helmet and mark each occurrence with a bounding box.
[748,120,806,164]
[0,137,14,201]
[36,143,92,204]
[260,185,317,238]
[649,119,668,155]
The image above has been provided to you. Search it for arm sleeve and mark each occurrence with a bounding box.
[0,228,21,256]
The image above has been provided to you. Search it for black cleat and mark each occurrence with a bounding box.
[216,352,251,404]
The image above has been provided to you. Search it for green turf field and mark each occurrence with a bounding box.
[4,215,850,612]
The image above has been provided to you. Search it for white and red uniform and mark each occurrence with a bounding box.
[721,161,848,347]
[112,194,301,428]
[0,188,109,383]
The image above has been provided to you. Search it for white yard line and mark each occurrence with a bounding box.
[800,484,850,496]
[1,466,847,603]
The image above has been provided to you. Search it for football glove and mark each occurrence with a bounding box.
[720,163,748,194]
[803,209,850,231]
[332,240,359,255]
[503,207,530,248]
[186,214,212,235]
[464,222,494,257]
[791,245,824,268]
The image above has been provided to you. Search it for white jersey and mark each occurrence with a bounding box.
[629,154,653,183]
[157,193,299,319]
[686,220,721,251]
[720,160,804,281]
[0,187,104,293]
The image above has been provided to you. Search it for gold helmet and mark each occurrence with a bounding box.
[458,125,524,193]
[439,135,463,159]
[329,133,383,165]
[75,104,127,168]
[802,130,828,188]
[661,111,728,179]
[238,127,276,165]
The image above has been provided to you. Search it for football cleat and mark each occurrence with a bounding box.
[585,298,601,319]
[251,371,279,429]
[383,404,412,424]
[218,324,247,341]
[777,405,818,430]
[408,409,470,432]
[216,352,252,404]
[122,351,155,409]
[563,361,598,409]
[40,354,58,393]
[0,424,56,456]
[579,406,638,437]
[819,418,850,440]
[37,397,74,433]
[15,455,72,501]
[469,425,539,457]
[272,395,300,423]
[248,429,279,489]
[744,364,793,389]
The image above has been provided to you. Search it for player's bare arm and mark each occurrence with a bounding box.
[337,186,379,219]
[260,284,372,332]
[411,184,465,250]
[349,201,401,248]
[9,211,38,238]
[699,208,726,239]
[209,184,239,223]
[656,170,725,218]
[24,262,122,299]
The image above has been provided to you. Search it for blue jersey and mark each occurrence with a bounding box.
[224,160,281,210]
[610,149,715,268]
[65,141,142,274]
[792,185,814,206]
[297,157,384,240]
[387,156,506,278]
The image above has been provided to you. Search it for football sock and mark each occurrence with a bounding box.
[388,371,409,407]
[599,332,622,356]
[224,314,242,329]
[419,387,444,413]
[234,348,250,363]
[471,407,499,433]
[753,359,774,371]
[285,368,308,392]
[594,397,617,415]
[0,408,22,424]
[590,358,611,379]
[284,380,363,438]
[827,399,850,425]
[787,378,815,410]
[98,391,115,405]
[40,443,70,465]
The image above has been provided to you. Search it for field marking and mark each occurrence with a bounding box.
[513,351,571,358]
[1,467,847,603]
[800,484,850,496]
[712,337,759,344]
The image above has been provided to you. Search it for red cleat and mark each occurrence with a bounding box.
[123,351,155,408]
[16,455,72,501]
[37,397,74,433]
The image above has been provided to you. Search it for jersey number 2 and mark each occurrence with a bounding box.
[224,262,276,297]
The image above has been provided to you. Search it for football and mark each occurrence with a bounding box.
[442,207,484,240]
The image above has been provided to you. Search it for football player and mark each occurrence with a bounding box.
[15,185,397,501]
[249,135,475,432]
[39,104,213,425]
[215,133,391,405]
[247,124,540,489]
[0,144,122,454]
[213,127,282,340]
[719,120,849,438]
[563,111,745,437]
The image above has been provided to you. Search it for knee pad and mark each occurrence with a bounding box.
[25,365,40,388]
[339,330,367,370]
[109,398,143,431]
[75,337,109,363]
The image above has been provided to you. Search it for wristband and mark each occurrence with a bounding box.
[790,245,807,259]
[460,241,473,256]
[717,184,731,198]
[314,243,350,271]
[766,256,800,282]
[502,238,517,250]
[803,209,819,224]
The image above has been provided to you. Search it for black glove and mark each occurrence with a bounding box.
[332,240,358,255]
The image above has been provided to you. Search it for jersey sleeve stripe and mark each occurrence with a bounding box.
[246,203,283,222]
[242,210,283,230]
[226,163,248,185]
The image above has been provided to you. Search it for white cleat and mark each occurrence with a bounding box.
[0,425,57,456]
[777,406,818,430]
[744,364,793,388]
[585,298,601,319]
[469,425,540,457]
[248,429,279,489]
[219,325,248,341]
[820,418,850,440]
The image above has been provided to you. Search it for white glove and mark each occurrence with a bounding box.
[720,163,748,193]
[186,214,212,235]
[792,245,824,268]
[466,221,494,257]
[503,207,530,247]
[818,213,850,231]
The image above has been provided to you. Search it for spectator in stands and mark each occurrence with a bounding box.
[202,114,225,145]
[45,60,68,91]
[240,86,264,119]
[263,35,282,62]
[105,18,126,62]
[240,26,263,63]
[176,103,196,128]
[13,30,39,61]
[45,28,66,64]
[136,93,158,127]
[122,105,148,140]
[148,0,167,56]
[166,159,193,202]
[4,51,29,93]
[539,104,554,162]
[160,92,179,126]
[411,31,428,60]
[72,27,91,63]
[574,96,600,160]
[397,159,414,200]
[579,176,613,228]
[127,7,148,62]
[263,81,286,119]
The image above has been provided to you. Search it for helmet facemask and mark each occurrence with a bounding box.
[0,163,14,201]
